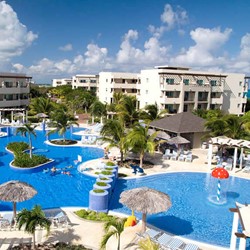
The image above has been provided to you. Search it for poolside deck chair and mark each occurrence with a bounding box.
[137,228,161,239]
[52,212,68,228]
[163,149,172,159]
[0,218,11,231]
[185,153,193,162]
[183,243,199,250]
[156,232,173,246]
[178,154,185,161]
[171,151,178,161]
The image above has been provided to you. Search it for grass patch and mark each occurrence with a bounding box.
[50,139,78,145]
[75,209,118,222]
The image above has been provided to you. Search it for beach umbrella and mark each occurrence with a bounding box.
[120,187,171,232]
[36,113,48,118]
[156,131,170,140]
[0,180,37,220]
[211,168,229,201]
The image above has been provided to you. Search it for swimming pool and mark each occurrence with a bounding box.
[0,127,249,248]
[0,127,103,210]
[109,172,250,248]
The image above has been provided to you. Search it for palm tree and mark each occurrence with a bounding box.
[90,100,106,124]
[140,103,168,122]
[126,123,158,168]
[16,205,51,250]
[29,97,54,116]
[116,95,140,127]
[100,118,128,162]
[49,109,79,142]
[138,236,160,250]
[100,218,126,250]
[16,123,37,158]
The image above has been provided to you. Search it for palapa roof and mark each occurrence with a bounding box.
[119,187,171,214]
[150,112,206,133]
[0,180,37,202]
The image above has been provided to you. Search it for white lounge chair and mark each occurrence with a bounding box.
[171,151,178,161]
[163,149,172,159]
[178,154,185,161]
[183,243,199,250]
[185,153,193,162]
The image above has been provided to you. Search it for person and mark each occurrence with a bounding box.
[61,171,72,176]
[51,166,57,173]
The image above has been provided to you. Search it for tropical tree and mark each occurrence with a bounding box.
[29,97,54,116]
[90,100,106,124]
[49,109,79,142]
[16,123,37,158]
[126,123,158,168]
[16,205,51,250]
[100,218,126,250]
[116,95,140,127]
[140,103,168,122]
[100,118,128,162]
[138,236,160,250]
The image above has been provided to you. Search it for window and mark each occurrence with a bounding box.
[210,80,217,86]
[122,79,125,83]
[165,91,174,97]
[90,80,96,83]
[238,104,241,108]
[197,80,203,86]
[238,93,241,97]
[239,81,242,86]
[183,79,189,85]
[106,79,108,82]
[166,78,174,84]
[146,90,148,94]
[80,79,87,83]
[146,78,149,83]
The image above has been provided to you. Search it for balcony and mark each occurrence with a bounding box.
[160,96,180,104]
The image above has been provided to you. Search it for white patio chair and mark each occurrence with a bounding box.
[178,154,185,161]
[183,243,199,250]
[163,149,172,159]
[171,151,178,161]
[185,153,193,162]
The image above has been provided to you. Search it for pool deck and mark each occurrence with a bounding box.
[1,123,248,249]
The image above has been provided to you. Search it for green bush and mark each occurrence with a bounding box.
[106,161,115,166]
[101,170,112,175]
[74,209,118,222]
[96,182,107,186]
[93,189,105,193]
[13,153,50,168]
[7,142,29,154]
[100,177,109,180]
[105,167,114,171]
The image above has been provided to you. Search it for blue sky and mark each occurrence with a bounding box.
[1,0,250,83]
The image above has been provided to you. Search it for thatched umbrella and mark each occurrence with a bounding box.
[0,180,37,220]
[120,187,171,232]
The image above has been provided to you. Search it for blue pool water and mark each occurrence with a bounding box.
[0,127,103,210]
[0,127,250,248]
[110,173,250,248]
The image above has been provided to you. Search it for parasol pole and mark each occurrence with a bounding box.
[141,213,147,233]
[217,178,221,201]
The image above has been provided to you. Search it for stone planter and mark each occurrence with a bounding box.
[104,167,118,178]
[93,183,112,198]
[96,177,114,189]
[89,189,109,213]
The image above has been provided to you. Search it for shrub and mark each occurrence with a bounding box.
[95,182,107,187]
[101,170,112,175]
[13,153,50,168]
[7,142,29,154]
[105,167,114,171]
[100,177,109,180]
[74,209,118,222]
[106,161,115,166]
[93,189,105,193]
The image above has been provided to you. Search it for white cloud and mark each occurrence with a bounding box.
[84,43,108,66]
[59,44,73,51]
[116,29,170,68]
[239,33,250,60]
[149,4,188,37]
[171,27,232,67]
[0,1,37,63]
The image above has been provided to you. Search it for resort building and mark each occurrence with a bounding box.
[52,78,72,87]
[72,74,98,91]
[138,66,247,115]
[0,72,31,122]
[97,66,247,115]
[97,72,139,104]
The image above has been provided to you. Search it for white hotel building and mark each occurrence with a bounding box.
[0,72,31,122]
[98,66,248,115]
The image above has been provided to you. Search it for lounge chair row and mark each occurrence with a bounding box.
[163,150,193,162]
[139,228,200,250]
